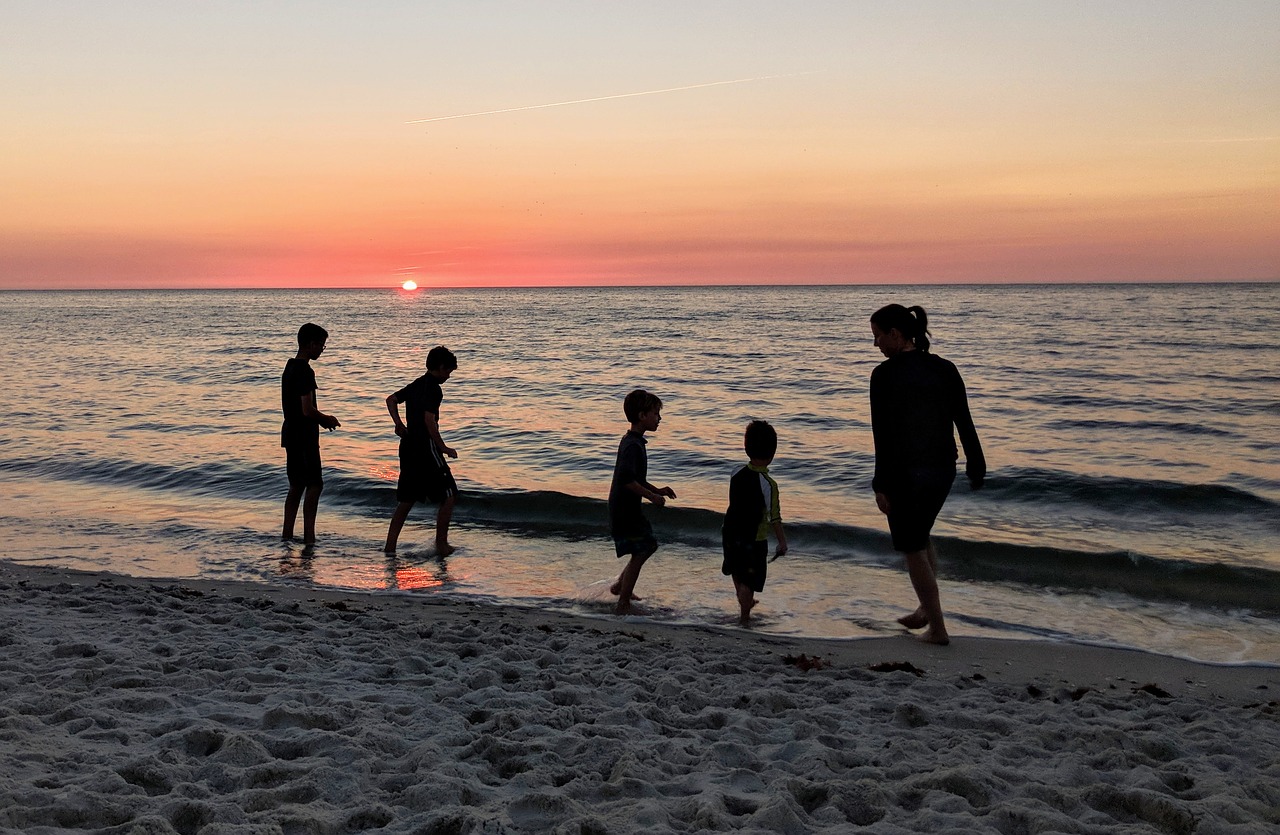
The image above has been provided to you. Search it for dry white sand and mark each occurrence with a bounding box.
[1,561,1276,834]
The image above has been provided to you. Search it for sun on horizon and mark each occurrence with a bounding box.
[400,280,418,291]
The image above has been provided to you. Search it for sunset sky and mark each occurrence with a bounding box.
[2,1,1277,289]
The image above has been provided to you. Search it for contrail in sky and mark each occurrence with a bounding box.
[1126,135,1280,145]
[406,71,821,124]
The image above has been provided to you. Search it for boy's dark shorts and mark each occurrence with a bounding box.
[285,444,323,488]
[722,538,768,593]
[396,446,458,504]
[884,467,956,553]
[612,516,657,559]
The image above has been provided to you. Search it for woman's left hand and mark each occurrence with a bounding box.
[875,492,891,515]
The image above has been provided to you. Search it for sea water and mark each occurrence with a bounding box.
[1,284,1276,663]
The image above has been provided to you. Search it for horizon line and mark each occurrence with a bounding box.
[3,277,1277,292]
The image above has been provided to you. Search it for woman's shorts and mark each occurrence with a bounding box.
[884,467,955,553]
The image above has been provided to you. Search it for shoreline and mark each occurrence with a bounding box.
[4,561,1276,701]
[3,560,1278,832]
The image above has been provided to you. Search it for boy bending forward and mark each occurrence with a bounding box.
[384,346,459,555]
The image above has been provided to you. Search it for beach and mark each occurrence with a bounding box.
[2,561,1276,834]
[6,3,1279,830]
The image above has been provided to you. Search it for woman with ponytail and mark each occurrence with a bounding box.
[868,304,985,645]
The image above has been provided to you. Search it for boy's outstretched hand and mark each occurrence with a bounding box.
[648,486,676,506]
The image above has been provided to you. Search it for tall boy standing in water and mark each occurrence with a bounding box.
[281,322,341,543]
[384,346,460,555]
[609,389,677,615]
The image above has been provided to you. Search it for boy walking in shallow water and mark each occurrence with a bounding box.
[384,346,460,555]
[608,389,677,615]
[281,322,341,543]
[722,420,787,625]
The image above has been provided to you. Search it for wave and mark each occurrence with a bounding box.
[5,453,1278,614]
[933,538,1280,615]
[0,455,283,503]
[7,450,1276,522]
[982,466,1278,517]
[1046,418,1238,439]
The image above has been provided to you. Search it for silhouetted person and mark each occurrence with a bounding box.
[721,420,788,625]
[869,304,985,645]
[281,322,340,543]
[608,389,677,615]
[384,346,460,555]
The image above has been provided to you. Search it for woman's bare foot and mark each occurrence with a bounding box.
[918,628,950,646]
[435,542,456,558]
[897,608,929,630]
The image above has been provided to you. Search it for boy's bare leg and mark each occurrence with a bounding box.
[903,542,949,645]
[282,484,305,540]
[384,501,415,552]
[614,552,651,615]
[897,541,938,629]
[434,494,456,557]
[301,484,323,544]
[734,579,757,626]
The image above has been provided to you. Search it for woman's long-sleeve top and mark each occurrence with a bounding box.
[870,350,985,493]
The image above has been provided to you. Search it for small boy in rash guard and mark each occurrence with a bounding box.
[721,420,787,625]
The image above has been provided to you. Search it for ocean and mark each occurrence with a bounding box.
[1,284,1277,664]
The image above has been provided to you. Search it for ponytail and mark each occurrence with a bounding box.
[870,303,932,352]
[906,306,930,352]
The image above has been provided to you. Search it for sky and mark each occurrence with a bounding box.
[2,1,1277,289]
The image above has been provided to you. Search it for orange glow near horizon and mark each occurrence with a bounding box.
[2,5,1277,289]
